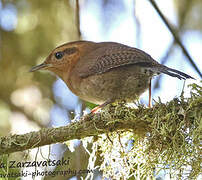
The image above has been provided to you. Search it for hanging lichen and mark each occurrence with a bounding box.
[82,82,201,179]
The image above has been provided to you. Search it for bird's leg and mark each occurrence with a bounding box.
[149,78,152,108]
[91,99,113,114]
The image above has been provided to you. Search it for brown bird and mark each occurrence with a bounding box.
[30,41,194,111]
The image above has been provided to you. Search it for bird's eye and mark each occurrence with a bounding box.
[55,52,64,59]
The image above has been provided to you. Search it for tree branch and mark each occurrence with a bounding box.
[0,105,149,155]
[0,82,201,155]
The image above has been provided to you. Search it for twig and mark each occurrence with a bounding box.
[76,0,81,39]
[148,0,202,78]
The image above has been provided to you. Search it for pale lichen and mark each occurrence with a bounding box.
[82,83,202,179]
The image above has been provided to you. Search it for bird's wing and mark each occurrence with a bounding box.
[78,42,159,78]
[77,42,194,80]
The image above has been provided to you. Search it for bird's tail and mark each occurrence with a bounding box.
[156,65,195,80]
[135,62,195,80]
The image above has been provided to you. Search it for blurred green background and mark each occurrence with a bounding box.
[0,0,201,179]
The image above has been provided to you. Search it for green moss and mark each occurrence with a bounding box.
[83,82,202,179]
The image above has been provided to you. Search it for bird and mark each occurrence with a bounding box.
[30,41,194,111]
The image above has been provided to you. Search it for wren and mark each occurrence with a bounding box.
[30,41,194,109]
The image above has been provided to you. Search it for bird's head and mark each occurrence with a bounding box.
[30,40,98,78]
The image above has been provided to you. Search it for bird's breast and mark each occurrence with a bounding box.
[67,65,151,105]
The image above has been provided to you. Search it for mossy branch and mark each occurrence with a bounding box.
[0,83,201,156]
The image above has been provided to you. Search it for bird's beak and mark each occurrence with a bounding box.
[29,63,52,72]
